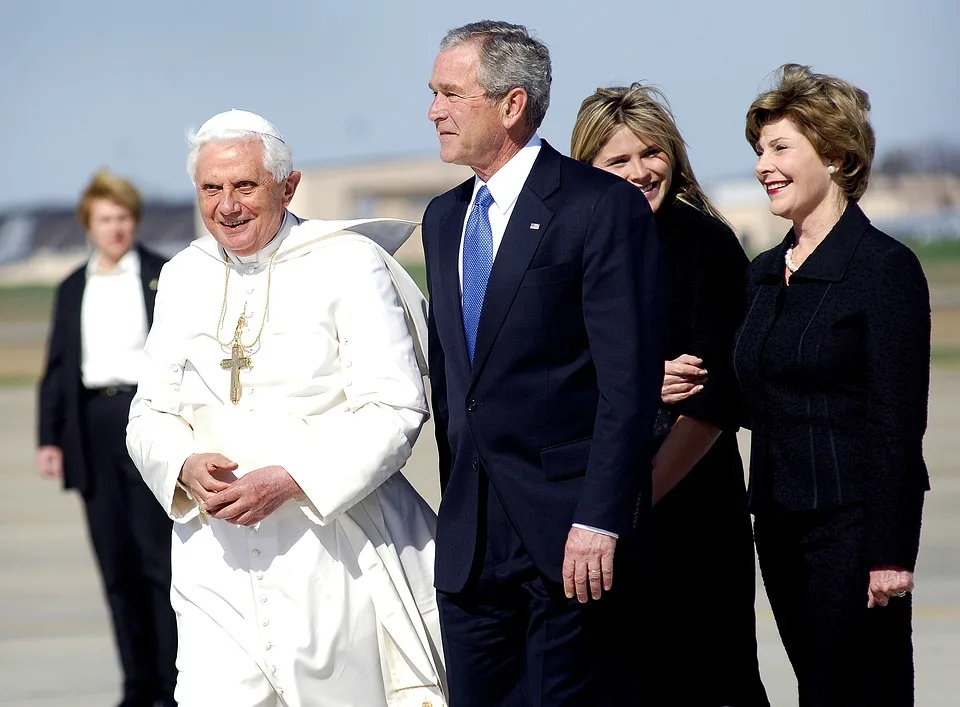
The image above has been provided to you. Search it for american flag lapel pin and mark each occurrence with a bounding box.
[529,223,540,230]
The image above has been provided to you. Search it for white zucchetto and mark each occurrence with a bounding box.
[196,109,284,143]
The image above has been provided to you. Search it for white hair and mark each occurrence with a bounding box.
[185,128,293,185]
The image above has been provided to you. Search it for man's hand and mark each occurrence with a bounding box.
[202,465,303,527]
[36,445,64,480]
[662,354,707,404]
[562,526,617,603]
[867,566,915,608]
[179,453,237,505]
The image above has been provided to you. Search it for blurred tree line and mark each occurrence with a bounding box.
[877,141,960,176]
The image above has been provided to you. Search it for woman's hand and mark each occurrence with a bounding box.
[867,567,915,608]
[662,354,707,404]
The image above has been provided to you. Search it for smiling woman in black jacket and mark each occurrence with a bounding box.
[734,64,931,707]
[572,83,769,707]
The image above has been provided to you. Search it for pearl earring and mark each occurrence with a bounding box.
[827,165,837,175]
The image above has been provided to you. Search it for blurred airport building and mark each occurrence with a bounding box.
[1,157,958,285]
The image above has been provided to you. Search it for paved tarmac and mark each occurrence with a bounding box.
[1,370,958,705]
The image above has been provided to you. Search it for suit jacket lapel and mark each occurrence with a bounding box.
[138,246,161,329]
[469,143,560,385]
[63,270,85,382]
[438,182,472,376]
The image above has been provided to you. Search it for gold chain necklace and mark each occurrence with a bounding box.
[215,249,278,351]
[215,249,278,405]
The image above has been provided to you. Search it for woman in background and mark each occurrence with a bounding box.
[735,64,930,705]
[572,83,769,706]
[37,170,177,707]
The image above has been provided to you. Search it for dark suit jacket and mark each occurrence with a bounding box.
[38,245,167,495]
[733,202,930,570]
[422,141,667,593]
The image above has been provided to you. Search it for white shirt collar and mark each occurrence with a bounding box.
[472,133,542,213]
[224,211,296,266]
[85,247,140,277]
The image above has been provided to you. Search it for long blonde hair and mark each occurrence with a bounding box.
[571,83,725,222]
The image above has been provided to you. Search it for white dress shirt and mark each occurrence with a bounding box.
[81,248,148,388]
[457,134,616,540]
[458,133,542,290]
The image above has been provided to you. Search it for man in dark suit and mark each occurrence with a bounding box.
[423,21,667,705]
[36,169,178,707]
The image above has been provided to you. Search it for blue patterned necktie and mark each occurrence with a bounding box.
[461,185,494,364]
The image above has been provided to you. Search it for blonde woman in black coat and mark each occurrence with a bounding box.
[572,83,769,707]
[734,64,931,706]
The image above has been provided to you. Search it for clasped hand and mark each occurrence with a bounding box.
[562,526,616,603]
[179,452,302,527]
[662,354,707,404]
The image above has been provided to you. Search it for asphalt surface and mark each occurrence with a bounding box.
[1,370,957,705]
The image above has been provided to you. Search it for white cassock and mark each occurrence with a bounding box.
[126,211,445,707]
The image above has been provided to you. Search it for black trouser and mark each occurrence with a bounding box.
[437,473,641,707]
[753,504,915,707]
[81,388,178,707]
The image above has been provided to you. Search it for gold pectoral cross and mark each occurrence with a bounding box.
[220,316,251,405]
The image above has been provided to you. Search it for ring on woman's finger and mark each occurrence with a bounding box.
[894,591,907,598]
[588,570,602,577]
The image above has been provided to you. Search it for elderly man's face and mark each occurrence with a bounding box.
[194,139,300,256]
[428,43,510,178]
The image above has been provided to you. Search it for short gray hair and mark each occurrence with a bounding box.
[440,20,552,131]
[185,129,293,185]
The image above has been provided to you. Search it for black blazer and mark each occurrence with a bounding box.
[422,141,667,593]
[656,200,749,434]
[38,245,167,494]
[733,202,930,569]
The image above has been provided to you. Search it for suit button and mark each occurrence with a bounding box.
[467,399,477,412]
[472,460,479,472]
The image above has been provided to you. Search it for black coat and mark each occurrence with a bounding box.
[423,141,667,593]
[657,200,748,434]
[37,245,167,494]
[649,200,770,706]
[733,202,930,569]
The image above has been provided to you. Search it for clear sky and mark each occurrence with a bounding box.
[1,0,956,210]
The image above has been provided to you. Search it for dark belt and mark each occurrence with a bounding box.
[84,384,137,398]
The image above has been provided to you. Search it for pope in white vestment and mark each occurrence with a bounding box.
[126,110,445,707]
